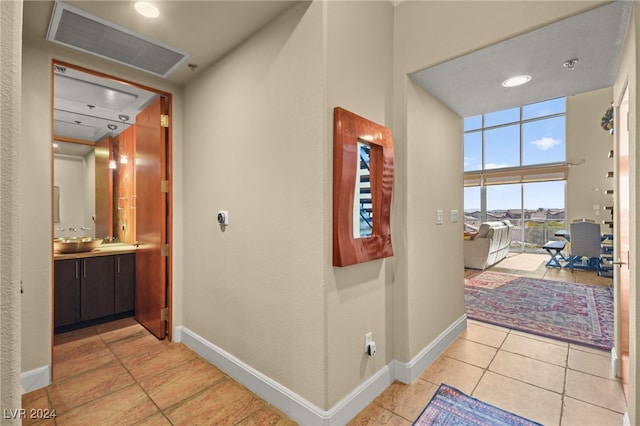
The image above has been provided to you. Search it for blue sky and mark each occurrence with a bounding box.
[463,98,566,211]
[464,97,565,171]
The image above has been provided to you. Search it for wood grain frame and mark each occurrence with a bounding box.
[333,107,394,267]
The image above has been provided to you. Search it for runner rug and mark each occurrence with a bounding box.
[465,273,613,350]
[413,384,541,426]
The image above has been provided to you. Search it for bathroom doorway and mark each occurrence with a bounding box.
[51,61,173,372]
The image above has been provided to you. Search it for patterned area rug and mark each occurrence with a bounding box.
[413,384,541,425]
[465,273,613,350]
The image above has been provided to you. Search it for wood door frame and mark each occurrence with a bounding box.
[614,83,630,398]
[50,60,174,356]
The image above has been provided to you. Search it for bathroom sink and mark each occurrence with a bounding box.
[54,237,103,254]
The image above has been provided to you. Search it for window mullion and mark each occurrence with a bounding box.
[519,106,524,167]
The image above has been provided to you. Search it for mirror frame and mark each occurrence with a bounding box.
[333,107,394,267]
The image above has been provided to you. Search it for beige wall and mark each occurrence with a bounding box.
[404,80,465,357]
[613,4,638,423]
[20,40,183,373]
[325,0,394,407]
[567,88,615,231]
[181,2,328,407]
[2,0,23,416]
[21,42,53,373]
[181,0,395,409]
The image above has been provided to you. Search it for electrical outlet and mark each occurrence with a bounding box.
[364,332,372,352]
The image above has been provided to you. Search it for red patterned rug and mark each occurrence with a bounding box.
[465,273,613,350]
[413,384,541,425]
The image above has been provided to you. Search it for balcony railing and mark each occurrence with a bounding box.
[464,217,565,253]
[511,219,566,252]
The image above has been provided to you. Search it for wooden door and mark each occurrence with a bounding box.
[135,96,169,339]
[617,87,630,399]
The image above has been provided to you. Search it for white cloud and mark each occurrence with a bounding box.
[464,157,480,169]
[531,137,561,151]
[485,163,513,169]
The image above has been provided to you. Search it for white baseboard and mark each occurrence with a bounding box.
[611,346,619,376]
[393,315,467,384]
[176,326,329,424]
[20,366,50,394]
[178,326,395,424]
[175,314,466,424]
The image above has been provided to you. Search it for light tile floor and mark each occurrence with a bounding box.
[23,318,296,426]
[351,254,624,425]
[24,253,623,425]
[350,320,626,425]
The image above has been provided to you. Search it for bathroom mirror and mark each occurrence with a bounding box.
[52,61,156,242]
[333,107,394,267]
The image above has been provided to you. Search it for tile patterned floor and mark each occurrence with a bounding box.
[349,321,626,425]
[24,256,623,425]
[350,255,623,425]
[22,317,295,426]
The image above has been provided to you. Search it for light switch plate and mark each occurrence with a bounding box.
[436,210,443,225]
[451,210,459,223]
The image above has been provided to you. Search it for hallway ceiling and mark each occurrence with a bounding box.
[23,1,630,118]
[22,0,300,86]
[410,1,632,117]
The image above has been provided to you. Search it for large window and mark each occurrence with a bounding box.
[463,98,567,252]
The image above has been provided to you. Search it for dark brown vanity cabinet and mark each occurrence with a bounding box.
[54,258,81,327]
[80,256,115,321]
[114,254,135,313]
[54,253,135,330]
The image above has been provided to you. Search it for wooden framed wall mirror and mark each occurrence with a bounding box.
[333,107,394,267]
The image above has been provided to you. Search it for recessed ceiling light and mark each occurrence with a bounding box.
[501,75,532,88]
[134,2,160,18]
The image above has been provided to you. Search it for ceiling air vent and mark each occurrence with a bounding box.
[46,1,191,78]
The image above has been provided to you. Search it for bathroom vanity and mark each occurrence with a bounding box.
[54,245,136,333]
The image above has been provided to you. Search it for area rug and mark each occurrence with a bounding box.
[413,384,541,426]
[465,273,613,350]
[464,270,520,289]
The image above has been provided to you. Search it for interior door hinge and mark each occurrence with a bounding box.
[161,244,169,257]
[160,307,169,321]
[161,180,169,193]
[161,114,169,128]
